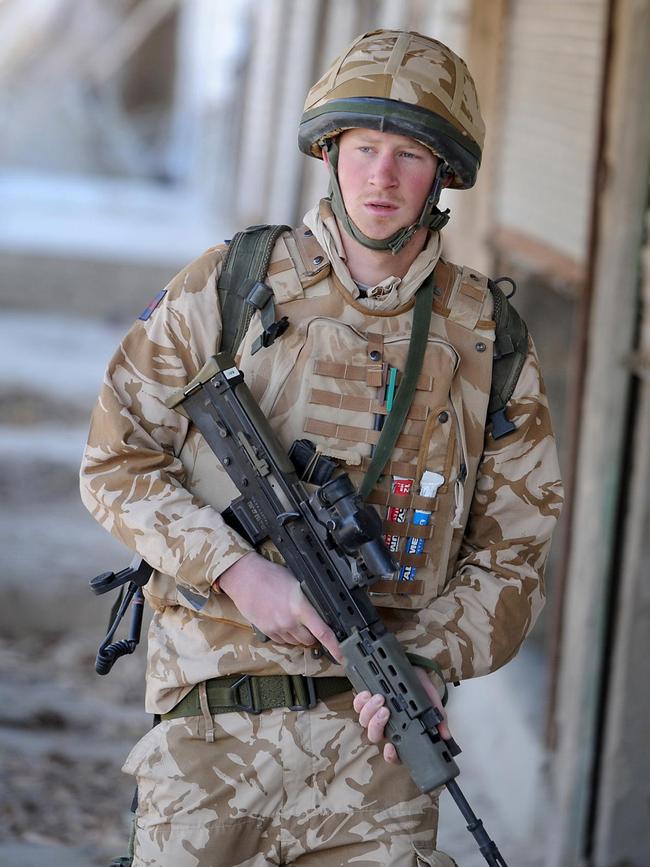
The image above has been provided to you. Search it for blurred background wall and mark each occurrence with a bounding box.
[0,1,648,866]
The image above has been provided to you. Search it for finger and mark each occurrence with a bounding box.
[288,626,316,646]
[270,630,301,646]
[383,742,400,764]
[353,691,372,713]
[429,693,451,740]
[299,607,343,663]
[358,694,385,729]
[415,667,453,740]
[366,705,390,744]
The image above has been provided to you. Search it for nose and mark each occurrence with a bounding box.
[369,153,398,188]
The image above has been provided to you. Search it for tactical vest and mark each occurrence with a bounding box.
[146,224,527,622]
[218,225,527,441]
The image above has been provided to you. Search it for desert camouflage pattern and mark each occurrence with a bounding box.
[302,29,484,187]
[123,691,455,867]
[80,198,563,718]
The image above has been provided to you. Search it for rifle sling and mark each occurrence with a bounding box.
[360,276,435,499]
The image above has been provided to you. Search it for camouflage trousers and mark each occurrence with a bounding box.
[123,689,457,866]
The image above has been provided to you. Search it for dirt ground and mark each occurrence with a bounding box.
[0,309,549,867]
[0,311,149,866]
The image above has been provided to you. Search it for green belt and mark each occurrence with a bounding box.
[162,674,352,720]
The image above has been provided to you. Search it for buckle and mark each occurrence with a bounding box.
[287,675,318,711]
[229,675,263,714]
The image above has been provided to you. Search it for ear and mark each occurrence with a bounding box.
[322,146,330,167]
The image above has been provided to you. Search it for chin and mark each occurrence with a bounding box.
[355,220,402,242]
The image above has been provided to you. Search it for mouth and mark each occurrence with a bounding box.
[364,200,400,214]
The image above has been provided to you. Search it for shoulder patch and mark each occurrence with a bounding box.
[139,289,167,321]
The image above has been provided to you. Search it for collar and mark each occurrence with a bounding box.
[303,199,443,312]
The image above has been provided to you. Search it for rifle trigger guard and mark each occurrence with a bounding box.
[278,510,300,525]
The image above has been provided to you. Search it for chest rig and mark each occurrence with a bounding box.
[216,224,528,606]
[218,224,527,441]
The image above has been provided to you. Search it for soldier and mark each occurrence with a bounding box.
[81,29,563,867]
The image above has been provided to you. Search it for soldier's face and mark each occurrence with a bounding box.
[331,129,439,240]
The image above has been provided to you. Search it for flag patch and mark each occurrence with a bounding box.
[139,289,167,321]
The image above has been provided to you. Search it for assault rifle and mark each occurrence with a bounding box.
[161,351,508,867]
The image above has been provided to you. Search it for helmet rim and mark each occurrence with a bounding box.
[299,97,481,190]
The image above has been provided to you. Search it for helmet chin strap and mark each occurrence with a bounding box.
[325,140,451,255]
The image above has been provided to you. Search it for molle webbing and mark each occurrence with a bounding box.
[313,360,435,392]
[308,388,430,422]
[360,456,427,480]
[365,487,441,511]
[382,519,434,540]
[304,418,423,453]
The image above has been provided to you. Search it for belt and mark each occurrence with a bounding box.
[161,673,352,720]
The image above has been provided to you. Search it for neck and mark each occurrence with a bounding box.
[337,224,430,286]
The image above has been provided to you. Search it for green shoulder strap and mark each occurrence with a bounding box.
[487,280,529,439]
[218,223,291,356]
[359,276,435,499]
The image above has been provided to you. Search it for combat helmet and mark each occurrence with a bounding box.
[299,29,485,253]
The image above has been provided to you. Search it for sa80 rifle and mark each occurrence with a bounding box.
[163,351,508,867]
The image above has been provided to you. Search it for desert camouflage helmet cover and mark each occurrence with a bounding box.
[299,29,485,189]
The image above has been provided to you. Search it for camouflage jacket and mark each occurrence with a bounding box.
[80,200,563,714]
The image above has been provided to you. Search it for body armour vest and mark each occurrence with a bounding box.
[145,227,499,625]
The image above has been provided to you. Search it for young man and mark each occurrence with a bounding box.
[81,30,563,867]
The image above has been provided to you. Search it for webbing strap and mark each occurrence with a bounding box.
[161,674,351,719]
[488,282,529,439]
[218,224,291,356]
[359,276,435,499]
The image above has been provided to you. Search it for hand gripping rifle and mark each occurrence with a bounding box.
[164,351,508,867]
